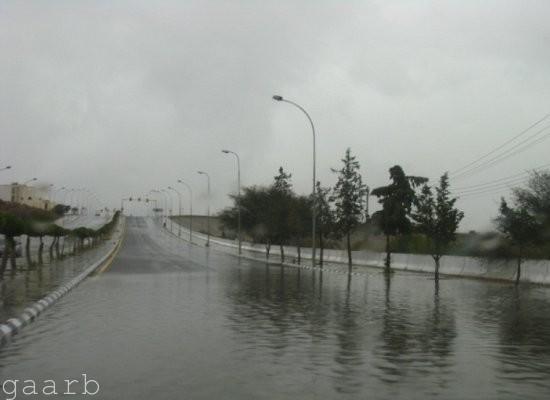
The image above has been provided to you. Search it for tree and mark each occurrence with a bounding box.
[220,186,273,257]
[53,204,70,217]
[495,199,541,284]
[412,173,464,280]
[315,181,336,267]
[0,213,26,274]
[268,167,295,262]
[371,165,428,273]
[288,195,312,264]
[331,149,368,273]
[512,171,550,239]
[273,166,292,193]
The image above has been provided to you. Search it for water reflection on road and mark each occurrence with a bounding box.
[1,217,550,399]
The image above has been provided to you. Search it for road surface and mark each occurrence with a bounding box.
[1,217,550,400]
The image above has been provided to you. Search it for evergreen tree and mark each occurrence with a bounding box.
[269,167,294,262]
[273,166,292,194]
[371,165,427,273]
[315,181,336,267]
[412,173,464,280]
[331,149,367,272]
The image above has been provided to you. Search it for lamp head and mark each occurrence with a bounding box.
[221,149,229,154]
[272,95,283,101]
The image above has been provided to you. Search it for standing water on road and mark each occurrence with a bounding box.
[1,217,550,399]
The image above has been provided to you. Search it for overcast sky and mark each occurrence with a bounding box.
[1,0,549,231]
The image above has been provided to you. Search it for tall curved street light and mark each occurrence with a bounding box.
[159,190,169,220]
[62,188,74,208]
[197,171,211,247]
[16,178,38,203]
[161,189,173,231]
[272,95,317,268]
[167,186,182,237]
[153,189,168,219]
[53,186,66,203]
[23,177,37,185]
[222,149,242,255]
[150,189,164,219]
[177,179,193,243]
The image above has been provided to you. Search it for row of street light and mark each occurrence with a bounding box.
[123,95,315,265]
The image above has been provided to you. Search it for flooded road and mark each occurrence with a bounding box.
[1,217,550,399]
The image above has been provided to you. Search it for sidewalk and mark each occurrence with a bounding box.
[0,225,123,322]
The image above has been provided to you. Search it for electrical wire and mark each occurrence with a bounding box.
[452,124,550,180]
[450,111,550,179]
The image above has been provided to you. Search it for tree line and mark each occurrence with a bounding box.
[219,148,550,284]
[0,200,120,277]
[220,148,466,280]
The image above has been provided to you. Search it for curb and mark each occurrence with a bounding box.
[0,219,125,347]
[160,223,370,279]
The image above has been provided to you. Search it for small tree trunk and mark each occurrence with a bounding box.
[49,237,56,260]
[8,237,17,270]
[25,236,33,267]
[265,242,271,260]
[297,245,301,265]
[385,234,391,274]
[1,242,9,275]
[515,247,522,285]
[434,255,440,281]
[56,237,61,258]
[347,231,352,274]
[280,244,285,263]
[38,236,44,265]
[319,233,324,268]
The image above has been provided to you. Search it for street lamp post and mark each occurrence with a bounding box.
[197,171,211,247]
[53,186,66,203]
[150,190,164,220]
[63,188,74,212]
[272,95,317,268]
[167,186,182,237]
[23,177,37,185]
[177,179,193,243]
[222,149,242,255]
[162,189,173,232]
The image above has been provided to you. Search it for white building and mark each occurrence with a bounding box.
[0,183,53,210]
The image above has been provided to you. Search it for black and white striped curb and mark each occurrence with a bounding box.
[0,221,124,347]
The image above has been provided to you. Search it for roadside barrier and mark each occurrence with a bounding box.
[165,218,550,285]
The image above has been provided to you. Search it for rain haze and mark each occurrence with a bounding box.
[1,0,550,231]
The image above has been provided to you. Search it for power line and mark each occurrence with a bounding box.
[452,124,550,180]
[456,183,525,199]
[453,162,550,192]
[454,175,529,195]
[450,111,550,178]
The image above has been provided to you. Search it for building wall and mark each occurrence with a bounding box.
[0,184,53,210]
